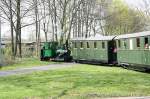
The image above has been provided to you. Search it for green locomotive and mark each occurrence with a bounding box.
[40,42,72,62]
[40,42,58,60]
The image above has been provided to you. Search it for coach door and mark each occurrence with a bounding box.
[108,40,117,64]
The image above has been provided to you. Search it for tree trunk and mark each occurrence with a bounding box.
[16,0,21,58]
[9,0,15,58]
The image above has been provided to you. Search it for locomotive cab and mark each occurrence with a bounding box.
[40,42,58,61]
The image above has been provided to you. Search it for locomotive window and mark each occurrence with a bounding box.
[102,42,105,49]
[87,42,90,48]
[94,42,97,48]
[118,40,121,48]
[136,38,140,47]
[80,42,83,48]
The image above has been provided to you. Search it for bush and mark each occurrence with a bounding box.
[2,45,15,65]
[1,44,39,66]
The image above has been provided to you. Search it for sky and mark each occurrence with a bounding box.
[124,0,143,8]
[1,0,146,39]
[124,0,150,10]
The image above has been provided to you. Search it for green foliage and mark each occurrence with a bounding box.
[20,44,37,58]
[105,0,146,35]
[0,64,150,99]
[2,44,38,65]
[2,45,14,65]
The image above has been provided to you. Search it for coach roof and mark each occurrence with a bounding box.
[71,34,115,41]
[115,31,150,39]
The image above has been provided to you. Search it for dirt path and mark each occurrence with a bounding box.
[0,63,76,77]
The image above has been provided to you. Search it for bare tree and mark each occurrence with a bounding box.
[0,0,41,58]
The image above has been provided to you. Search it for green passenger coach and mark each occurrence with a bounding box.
[71,31,150,72]
[71,35,117,64]
[115,31,150,70]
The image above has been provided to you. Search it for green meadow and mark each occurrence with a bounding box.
[0,64,150,99]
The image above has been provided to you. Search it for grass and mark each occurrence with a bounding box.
[0,58,53,70]
[0,64,150,99]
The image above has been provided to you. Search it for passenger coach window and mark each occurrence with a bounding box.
[94,42,97,48]
[129,39,133,50]
[145,37,148,44]
[118,40,121,48]
[87,42,90,48]
[80,42,83,48]
[74,42,77,48]
[136,38,140,47]
[123,40,127,49]
[102,42,105,49]
[144,37,149,49]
